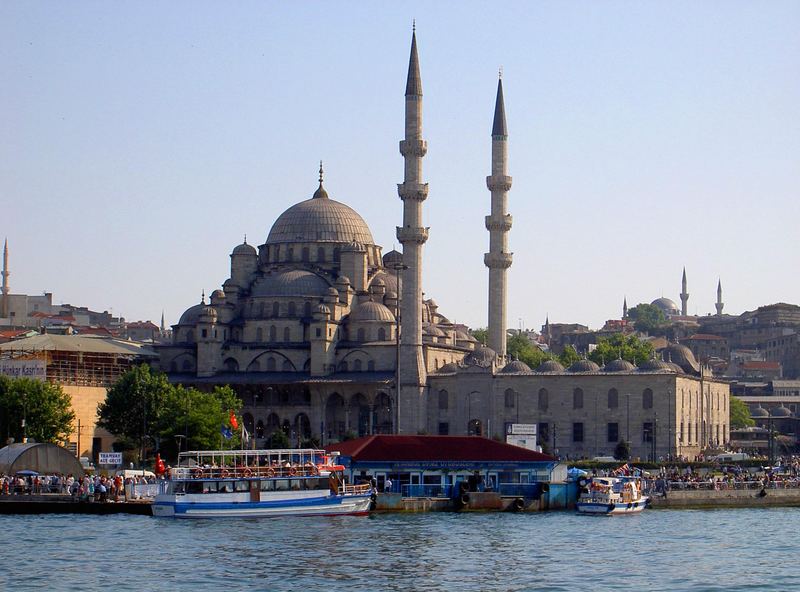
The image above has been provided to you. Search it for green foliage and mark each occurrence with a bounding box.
[588,333,654,366]
[266,429,290,449]
[558,345,581,367]
[730,395,755,429]
[98,365,242,462]
[627,303,668,336]
[470,328,488,345]
[0,375,75,444]
[614,439,631,461]
[506,332,551,369]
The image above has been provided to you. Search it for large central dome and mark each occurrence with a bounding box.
[266,177,375,245]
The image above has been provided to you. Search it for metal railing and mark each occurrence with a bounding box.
[665,480,800,491]
[172,465,322,480]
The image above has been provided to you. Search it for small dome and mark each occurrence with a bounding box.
[232,241,257,256]
[436,362,460,374]
[336,275,351,286]
[666,362,685,374]
[664,344,700,374]
[315,304,331,316]
[567,359,601,373]
[651,297,680,316]
[771,406,792,418]
[210,289,225,300]
[382,250,403,267]
[537,360,565,373]
[464,345,497,368]
[349,301,395,323]
[751,406,769,418]
[423,323,446,337]
[178,303,205,325]
[500,360,533,375]
[327,287,340,297]
[199,305,218,322]
[638,358,674,373]
[385,290,398,300]
[251,270,330,298]
[604,358,636,373]
[455,330,471,341]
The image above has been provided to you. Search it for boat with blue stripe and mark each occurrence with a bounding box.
[576,476,649,515]
[152,448,374,519]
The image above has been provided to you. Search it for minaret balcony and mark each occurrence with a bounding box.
[485,214,513,232]
[486,175,513,192]
[397,182,429,201]
[484,252,513,269]
[396,226,430,244]
[399,139,428,158]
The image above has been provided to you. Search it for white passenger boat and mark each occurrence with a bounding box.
[576,476,649,515]
[153,449,373,519]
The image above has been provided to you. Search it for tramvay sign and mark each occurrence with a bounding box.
[0,359,46,381]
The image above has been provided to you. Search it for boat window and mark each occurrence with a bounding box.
[218,482,233,493]
[290,479,302,491]
[172,482,185,494]
[274,479,291,491]
[186,481,203,494]
[202,481,218,494]
[234,480,250,492]
[260,480,274,492]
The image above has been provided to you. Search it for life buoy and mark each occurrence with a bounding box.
[265,468,275,478]
[220,469,230,479]
[460,493,470,506]
[540,482,550,493]
[512,497,525,511]
[243,468,252,478]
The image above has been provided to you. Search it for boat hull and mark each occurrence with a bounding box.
[576,497,649,515]
[152,493,372,518]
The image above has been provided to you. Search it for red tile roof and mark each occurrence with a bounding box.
[742,361,781,370]
[684,334,726,341]
[326,435,556,463]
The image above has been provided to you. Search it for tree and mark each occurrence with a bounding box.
[97,365,175,459]
[506,332,552,369]
[589,333,654,366]
[0,375,75,444]
[730,395,754,429]
[614,439,631,461]
[627,303,668,336]
[266,429,290,449]
[558,345,581,367]
[470,328,488,345]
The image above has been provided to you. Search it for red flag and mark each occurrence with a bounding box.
[155,453,166,476]
[229,410,239,430]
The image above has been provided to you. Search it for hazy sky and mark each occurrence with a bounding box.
[2,2,798,331]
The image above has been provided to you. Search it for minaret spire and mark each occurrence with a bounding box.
[485,72,513,359]
[396,26,429,433]
[680,267,689,316]
[716,279,724,315]
[1,238,9,318]
[623,296,628,319]
[160,310,166,333]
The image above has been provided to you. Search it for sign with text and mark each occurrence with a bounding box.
[0,359,46,381]
[506,423,537,436]
[99,452,123,465]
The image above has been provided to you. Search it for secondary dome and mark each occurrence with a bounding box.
[464,345,497,368]
[537,360,565,373]
[751,406,769,418]
[266,178,375,245]
[251,270,330,298]
[567,359,600,373]
[651,297,680,316]
[349,301,395,322]
[500,360,533,375]
[638,358,674,373]
[604,358,636,373]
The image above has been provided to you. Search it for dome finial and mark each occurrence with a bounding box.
[319,160,324,184]
[313,161,328,199]
[243,234,247,244]
[498,66,503,80]
[412,18,416,33]
[201,289,206,304]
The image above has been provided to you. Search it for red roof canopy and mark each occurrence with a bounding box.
[326,435,556,463]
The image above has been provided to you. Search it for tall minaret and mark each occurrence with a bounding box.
[1,239,9,318]
[680,267,689,316]
[715,279,724,315]
[396,26,428,432]
[623,296,628,319]
[484,72,513,359]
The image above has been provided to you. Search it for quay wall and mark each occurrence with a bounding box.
[650,488,800,509]
[0,495,151,515]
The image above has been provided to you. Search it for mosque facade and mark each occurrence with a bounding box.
[160,31,730,460]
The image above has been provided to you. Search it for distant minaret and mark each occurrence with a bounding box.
[1,239,9,318]
[485,71,513,360]
[680,267,689,316]
[396,25,428,431]
[160,310,166,333]
[623,296,628,319]
[716,279,724,315]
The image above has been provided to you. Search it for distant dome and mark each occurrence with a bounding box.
[251,270,330,298]
[537,360,565,373]
[567,359,601,373]
[651,297,680,316]
[349,301,395,323]
[232,241,257,256]
[663,344,700,374]
[383,250,403,267]
[178,303,206,325]
[315,304,331,315]
[500,360,533,375]
[638,358,674,373]
[210,289,225,300]
[455,330,471,341]
[604,358,636,373]
[751,406,769,418]
[266,183,375,245]
[423,323,446,337]
[771,405,792,418]
[437,362,459,374]
[464,345,497,368]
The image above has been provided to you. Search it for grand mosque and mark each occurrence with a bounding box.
[160,30,730,461]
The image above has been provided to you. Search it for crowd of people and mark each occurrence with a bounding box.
[0,472,158,501]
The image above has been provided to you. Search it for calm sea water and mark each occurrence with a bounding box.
[1,508,796,591]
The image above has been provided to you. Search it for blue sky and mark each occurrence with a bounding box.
[2,2,798,331]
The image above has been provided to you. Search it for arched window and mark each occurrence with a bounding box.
[282,359,293,372]
[224,358,239,372]
[260,302,266,316]
[286,247,294,261]
[608,388,619,409]
[338,361,348,372]
[353,359,363,371]
[283,327,291,342]
[573,388,584,410]
[438,390,448,410]
[333,247,341,262]
[256,327,263,342]
[255,421,265,439]
[269,325,276,341]
[288,302,296,317]
[304,301,312,317]
[538,388,549,412]
[643,388,653,409]
[378,327,386,341]
[302,247,309,262]
[317,247,325,262]
[505,389,516,409]
[186,330,194,343]
[367,360,375,371]
[357,328,365,342]
[272,302,280,317]
[182,359,193,371]
[266,357,276,371]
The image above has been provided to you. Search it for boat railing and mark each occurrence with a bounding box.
[338,483,373,496]
[172,464,325,480]
[666,479,800,491]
